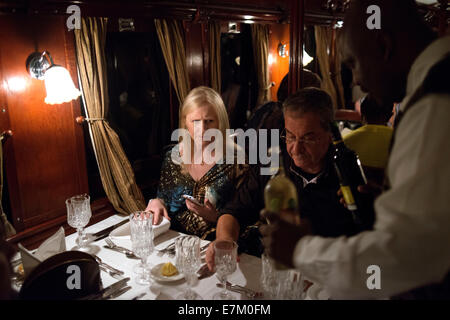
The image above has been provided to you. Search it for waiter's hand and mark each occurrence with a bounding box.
[259,210,312,268]
[337,180,382,208]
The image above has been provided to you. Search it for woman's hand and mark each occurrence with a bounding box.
[145,198,170,225]
[185,198,219,223]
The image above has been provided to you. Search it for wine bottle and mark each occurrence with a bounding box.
[263,151,299,270]
[264,153,299,224]
[330,121,367,225]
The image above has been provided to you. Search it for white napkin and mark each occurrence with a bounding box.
[18,227,66,276]
[109,217,171,239]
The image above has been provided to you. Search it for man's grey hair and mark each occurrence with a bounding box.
[282,88,334,131]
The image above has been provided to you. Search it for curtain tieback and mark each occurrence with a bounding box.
[84,117,106,122]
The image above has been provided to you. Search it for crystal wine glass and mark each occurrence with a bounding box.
[66,194,92,251]
[212,240,238,300]
[130,211,154,285]
[175,235,202,300]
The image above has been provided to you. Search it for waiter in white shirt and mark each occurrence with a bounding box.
[261,0,450,299]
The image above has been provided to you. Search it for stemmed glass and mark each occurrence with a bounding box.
[212,240,238,300]
[66,194,92,251]
[175,235,202,300]
[130,211,154,285]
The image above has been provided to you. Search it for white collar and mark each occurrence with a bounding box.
[289,166,324,188]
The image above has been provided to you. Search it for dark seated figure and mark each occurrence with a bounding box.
[220,88,375,257]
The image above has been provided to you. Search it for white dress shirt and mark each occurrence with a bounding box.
[293,36,450,299]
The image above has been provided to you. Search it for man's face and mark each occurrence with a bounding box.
[340,29,406,105]
[284,111,331,174]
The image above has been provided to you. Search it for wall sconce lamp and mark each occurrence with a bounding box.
[278,42,288,58]
[26,51,81,104]
[278,42,314,66]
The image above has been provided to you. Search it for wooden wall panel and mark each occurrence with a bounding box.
[185,22,208,90]
[268,23,290,101]
[0,15,89,232]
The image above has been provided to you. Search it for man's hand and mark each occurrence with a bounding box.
[259,210,312,268]
[337,180,383,208]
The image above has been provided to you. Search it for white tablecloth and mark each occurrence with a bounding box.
[64,215,265,300]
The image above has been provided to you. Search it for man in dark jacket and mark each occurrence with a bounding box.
[206,87,374,262]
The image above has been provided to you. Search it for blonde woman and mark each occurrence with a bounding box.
[145,86,247,240]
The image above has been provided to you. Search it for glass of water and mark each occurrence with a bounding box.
[66,194,92,251]
[130,211,154,285]
[212,240,238,300]
[175,235,202,300]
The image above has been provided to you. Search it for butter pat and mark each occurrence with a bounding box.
[161,262,178,277]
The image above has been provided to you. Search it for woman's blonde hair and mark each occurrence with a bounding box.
[178,86,235,170]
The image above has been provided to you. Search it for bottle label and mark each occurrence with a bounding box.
[268,198,297,212]
[287,198,297,210]
[341,185,357,210]
[269,198,281,212]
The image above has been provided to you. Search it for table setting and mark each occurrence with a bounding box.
[10,193,331,300]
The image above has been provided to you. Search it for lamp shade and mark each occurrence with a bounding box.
[44,65,81,104]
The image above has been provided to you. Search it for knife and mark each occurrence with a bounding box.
[87,219,128,242]
[105,286,132,300]
[79,277,130,300]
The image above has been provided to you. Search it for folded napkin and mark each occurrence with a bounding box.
[109,217,171,239]
[18,227,66,276]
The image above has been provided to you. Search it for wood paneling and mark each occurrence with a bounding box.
[0,15,89,232]
[288,0,305,95]
[7,197,115,250]
[268,23,290,101]
[185,22,208,89]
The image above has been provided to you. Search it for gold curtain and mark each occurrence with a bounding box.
[75,17,145,215]
[315,26,345,110]
[155,19,190,103]
[251,24,271,106]
[0,134,15,237]
[209,22,222,93]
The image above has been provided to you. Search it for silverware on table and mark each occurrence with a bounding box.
[80,277,130,300]
[86,219,129,243]
[93,254,125,275]
[156,241,176,255]
[216,282,263,299]
[106,286,132,299]
[131,292,147,300]
[104,238,139,259]
[103,245,140,259]
[99,265,125,279]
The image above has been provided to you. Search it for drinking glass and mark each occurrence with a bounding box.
[66,194,92,251]
[212,240,238,300]
[130,211,154,285]
[260,253,305,299]
[175,235,202,300]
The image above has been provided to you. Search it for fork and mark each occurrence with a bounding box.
[99,265,125,279]
[104,238,139,259]
[93,254,125,275]
[216,282,263,299]
[157,241,176,255]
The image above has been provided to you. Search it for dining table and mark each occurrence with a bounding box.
[65,214,265,300]
[12,214,329,300]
